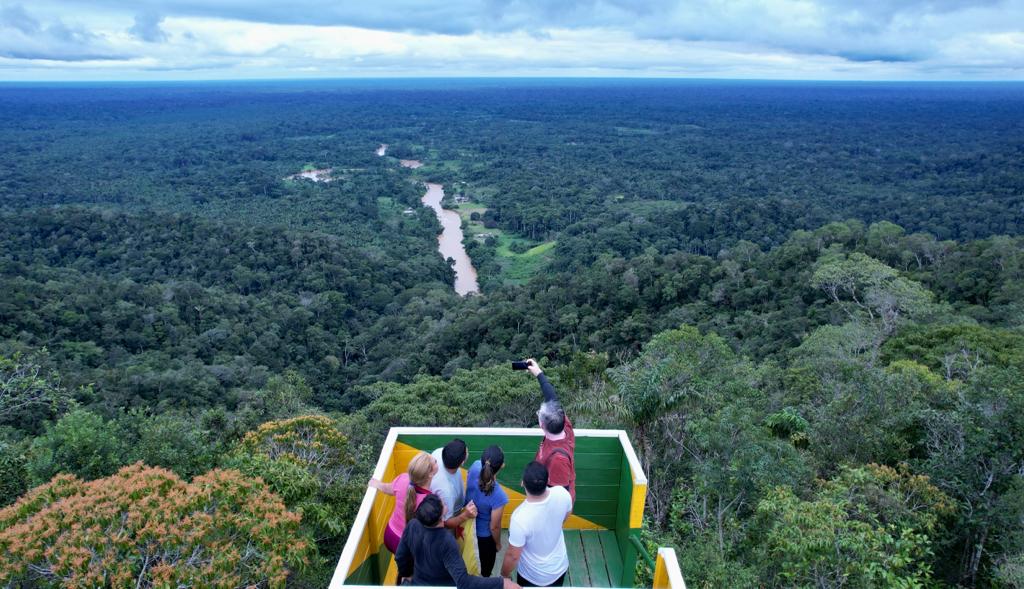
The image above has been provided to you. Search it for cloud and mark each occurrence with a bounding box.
[129,9,168,42]
[0,2,130,61]
[33,0,1022,69]
[1,3,38,32]
[0,0,1022,79]
[835,51,922,64]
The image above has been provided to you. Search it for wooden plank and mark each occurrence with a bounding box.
[574,468,622,486]
[582,531,612,588]
[564,530,591,587]
[346,555,377,584]
[599,530,623,588]
[374,545,390,584]
[614,454,638,587]
[383,555,398,585]
[575,484,622,502]
[629,482,647,529]
[570,513,616,529]
[572,500,619,516]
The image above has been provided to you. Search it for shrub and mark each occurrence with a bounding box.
[27,408,126,484]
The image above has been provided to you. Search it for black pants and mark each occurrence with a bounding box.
[517,572,566,587]
[478,536,498,577]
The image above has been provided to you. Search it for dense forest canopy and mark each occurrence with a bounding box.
[1,80,1022,587]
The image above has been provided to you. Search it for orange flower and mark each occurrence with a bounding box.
[0,465,309,588]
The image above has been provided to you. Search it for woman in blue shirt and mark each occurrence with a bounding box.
[465,445,510,577]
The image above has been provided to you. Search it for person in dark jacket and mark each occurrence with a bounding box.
[396,494,520,589]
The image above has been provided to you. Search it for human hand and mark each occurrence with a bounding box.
[502,577,521,589]
[464,501,478,518]
[494,537,502,552]
[526,358,542,377]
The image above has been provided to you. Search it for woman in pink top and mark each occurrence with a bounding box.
[369,451,438,553]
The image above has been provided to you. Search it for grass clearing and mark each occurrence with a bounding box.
[454,203,490,236]
[452,202,554,284]
[495,236,557,284]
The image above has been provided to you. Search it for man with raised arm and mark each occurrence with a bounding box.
[525,359,576,503]
[500,462,572,587]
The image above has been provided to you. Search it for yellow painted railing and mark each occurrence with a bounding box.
[329,426,685,589]
[653,548,686,589]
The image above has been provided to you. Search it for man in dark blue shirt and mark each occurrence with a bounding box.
[397,494,520,589]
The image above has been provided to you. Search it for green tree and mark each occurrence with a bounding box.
[787,325,952,469]
[755,464,953,588]
[811,251,937,338]
[226,415,360,588]
[0,353,70,435]
[357,366,538,428]
[0,442,28,506]
[27,409,127,484]
[607,326,799,524]
[921,366,1024,586]
[118,410,218,479]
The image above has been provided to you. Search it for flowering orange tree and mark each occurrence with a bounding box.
[0,463,309,587]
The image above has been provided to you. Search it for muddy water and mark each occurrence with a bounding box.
[383,150,478,295]
[421,183,479,296]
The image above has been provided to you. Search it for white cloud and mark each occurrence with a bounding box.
[0,0,1022,79]
[0,3,129,61]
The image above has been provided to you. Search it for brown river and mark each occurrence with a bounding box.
[420,183,480,295]
[390,156,479,295]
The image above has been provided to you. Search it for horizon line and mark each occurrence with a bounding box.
[2,75,1024,85]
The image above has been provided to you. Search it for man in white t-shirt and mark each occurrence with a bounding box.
[431,439,477,531]
[501,461,572,587]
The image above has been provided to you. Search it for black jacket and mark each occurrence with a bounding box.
[395,520,503,589]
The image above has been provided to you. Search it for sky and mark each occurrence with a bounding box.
[0,0,1022,81]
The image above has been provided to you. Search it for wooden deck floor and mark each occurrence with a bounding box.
[489,530,624,587]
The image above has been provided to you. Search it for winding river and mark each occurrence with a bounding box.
[420,182,480,295]
[383,153,479,296]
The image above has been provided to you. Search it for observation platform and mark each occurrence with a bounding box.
[329,427,686,589]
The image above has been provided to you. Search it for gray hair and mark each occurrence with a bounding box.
[538,400,566,435]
